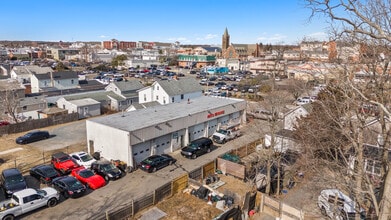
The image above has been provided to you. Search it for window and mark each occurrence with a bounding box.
[144,94,146,102]
[156,86,159,90]
[156,95,159,100]
[22,106,27,110]
[71,79,74,84]
[181,94,184,99]
[172,97,174,103]
[44,81,47,86]
[57,80,60,84]
[163,97,166,104]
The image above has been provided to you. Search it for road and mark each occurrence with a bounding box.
[20,120,263,220]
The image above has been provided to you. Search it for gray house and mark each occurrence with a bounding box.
[105,80,144,111]
[30,71,79,93]
[56,97,101,119]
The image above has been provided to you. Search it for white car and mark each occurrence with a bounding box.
[318,189,366,220]
[70,151,96,168]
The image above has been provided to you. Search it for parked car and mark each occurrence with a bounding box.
[90,161,123,181]
[0,121,10,126]
[29,164,60,185]
[0,187,59,220]
[318,189,366,220]
[52,176,86,199]
[181,137,213,159]
[15,130,50,144]
[139,154,177,173]
[70,151,96,168]
[1,168,27,198]
[71,167,106,190]
[51,152,81,175]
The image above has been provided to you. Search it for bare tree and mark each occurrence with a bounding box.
[302,1,391,218]
[0,89,20,123]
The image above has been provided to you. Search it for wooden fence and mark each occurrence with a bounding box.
[260,194,305,220]
[0,113,79,135]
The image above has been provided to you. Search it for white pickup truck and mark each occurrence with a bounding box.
[0,187,59,220]
[212,124,241,144]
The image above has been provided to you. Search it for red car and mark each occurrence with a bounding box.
[71,167,106,190]
[51,152,81,175]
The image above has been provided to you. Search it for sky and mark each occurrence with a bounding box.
[1,0,330,45]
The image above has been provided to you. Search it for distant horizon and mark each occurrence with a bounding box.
[1,0,329,45]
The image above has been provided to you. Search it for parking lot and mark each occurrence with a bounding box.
[0,117,264,220]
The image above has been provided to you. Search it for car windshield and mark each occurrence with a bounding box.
[80,154,94,162]
[101,164,116,172]
[5,174,24,185]
[79,170,94,178]
[217,129,228,135]
[24,133,33,138]
[187,143,199,149]
[36,189,47,197]
[59,156,71,162]
[142,158,155,165]
[42,167,58,176]
[68,179,84,190]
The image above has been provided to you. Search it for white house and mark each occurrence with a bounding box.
[30,71,79,93]
[56,97,101,119]
[10,65,53,83]
[138,77,203,105]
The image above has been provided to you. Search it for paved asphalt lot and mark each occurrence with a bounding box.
[15,119,263,220]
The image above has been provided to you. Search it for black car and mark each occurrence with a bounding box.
[181,137,213,159]
[29,164,60,185]
[15,130,50,144]
[90,161,122,181]
[139,154,177,173]
[1,168,27,198]
[52,176,86,199]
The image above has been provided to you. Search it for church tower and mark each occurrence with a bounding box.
[222,27,230,51]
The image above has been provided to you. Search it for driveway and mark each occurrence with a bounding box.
[27,120,87,151]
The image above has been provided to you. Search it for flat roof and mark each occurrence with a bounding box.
[88,96,245,132]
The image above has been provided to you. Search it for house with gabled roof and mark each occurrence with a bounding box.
[138,77,202,105]
[56,97,101,119]
[30,71,79,93]
[105,79,144,110]
[10,65,53,83]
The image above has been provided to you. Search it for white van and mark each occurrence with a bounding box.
[318,189,366,220]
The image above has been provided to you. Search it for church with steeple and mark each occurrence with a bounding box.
[221,28,262,59]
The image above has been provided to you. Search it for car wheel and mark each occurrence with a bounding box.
[3,214,15,220]
[169,160,173,165]
[320,206,327,216]
[104,175,109,181]
[191,154,197,159]
[152,167,157,173]
[40,177,45,184]
[63,191,69,199]
[207,148,211,153]
[222,139,226,144]
[47,198,58,207]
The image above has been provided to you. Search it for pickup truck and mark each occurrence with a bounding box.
[212,124,241,144]
[0,187,59,220]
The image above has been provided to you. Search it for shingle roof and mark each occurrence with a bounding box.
[68,98,100,107]
[19,95,46,106]
[156,77,202,96]
[62,91,123,102]
[34,71,78,80]
[113,80,144,92]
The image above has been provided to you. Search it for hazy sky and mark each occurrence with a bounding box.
[1,0,329,45]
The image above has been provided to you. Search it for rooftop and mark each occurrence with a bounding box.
[88,96,245,132]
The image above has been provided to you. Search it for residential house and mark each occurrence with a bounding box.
[138,77,203,105]
[264,104,311,153]
[30,71,79,93]
[105,80,144,111]
[37,107,68,119]
[16,95,47,120]
[348,118,391,180]
[177,55,216,69]
[0,79,25,120]
[56,97,101,119]
[126,101,161,112]
[10,65,53,84]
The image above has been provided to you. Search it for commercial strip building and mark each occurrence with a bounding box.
[86,96,246,168]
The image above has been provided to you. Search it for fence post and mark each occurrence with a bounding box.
[260,194,264,213]
[105,211,109,220]
[131,199,134,216]
[14,158,16,168]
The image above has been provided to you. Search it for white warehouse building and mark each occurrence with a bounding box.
[86,96,246,168]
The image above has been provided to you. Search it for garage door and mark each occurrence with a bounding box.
[230,112,241,124]
[188,123,205,141]
[132,141,151,165]
[152,134,171,155]
[217,115,230,127]
[207,119,218,137]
